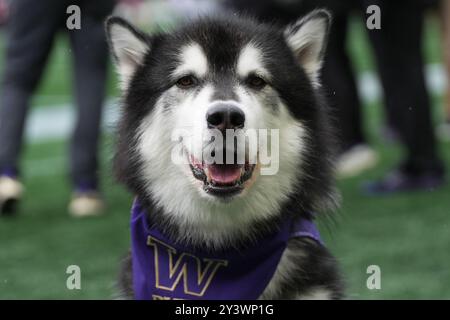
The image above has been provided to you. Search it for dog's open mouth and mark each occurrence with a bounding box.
[189,154,256,198]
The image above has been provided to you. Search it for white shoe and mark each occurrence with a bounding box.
[0,176,24,215]
[336,144,379,178]
[68,192,105,218]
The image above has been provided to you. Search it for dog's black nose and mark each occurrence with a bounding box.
[206,104,245,130]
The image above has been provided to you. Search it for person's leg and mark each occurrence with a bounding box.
[322,9,365,151]
[364,0,445,193]
[0,0,62,175]
[67,0,114,216]
[68,0,114,190]
[321,3,378,177]
[0,0,64,214]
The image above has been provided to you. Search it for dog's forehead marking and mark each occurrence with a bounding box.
[237,43,269,79]
[173,42,208,78]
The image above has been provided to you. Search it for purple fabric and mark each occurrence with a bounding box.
[74,181,98,193]
[290,218,324,245]
[131,199,322,300]
[0,167,18,178]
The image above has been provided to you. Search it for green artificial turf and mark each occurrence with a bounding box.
[0,16,449,299]
[0,139,132,299]
[323,102,450,299]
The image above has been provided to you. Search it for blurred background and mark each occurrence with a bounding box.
[0,0,449,299]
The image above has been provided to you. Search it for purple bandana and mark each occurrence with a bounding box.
[131,199,322,300]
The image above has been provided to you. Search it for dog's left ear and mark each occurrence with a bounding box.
[284,9,331,85]
[106,17,151,88]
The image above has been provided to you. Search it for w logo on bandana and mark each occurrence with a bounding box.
[147,236,228,297]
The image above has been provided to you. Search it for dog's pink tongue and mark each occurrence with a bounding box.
[208,164,241,185]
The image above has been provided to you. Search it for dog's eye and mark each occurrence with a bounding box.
[176,75,198,89]
[246,75,267,90]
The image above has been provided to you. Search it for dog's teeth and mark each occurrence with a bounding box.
[204,167,212,182]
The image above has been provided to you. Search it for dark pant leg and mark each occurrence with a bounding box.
[0,0,65,173]
[322,5,366,152]
[364,0,444,174]
[68,0,115,189]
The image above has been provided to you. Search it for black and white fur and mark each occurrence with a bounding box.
[106,10,343,300]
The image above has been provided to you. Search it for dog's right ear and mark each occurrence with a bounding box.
[106,17,150,88]
[284,10,331,86]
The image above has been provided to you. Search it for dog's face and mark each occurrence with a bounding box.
[107,12,335,247]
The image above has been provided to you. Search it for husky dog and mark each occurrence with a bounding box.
[106,10,343,300]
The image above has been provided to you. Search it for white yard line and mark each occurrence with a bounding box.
[25,98,120,143]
